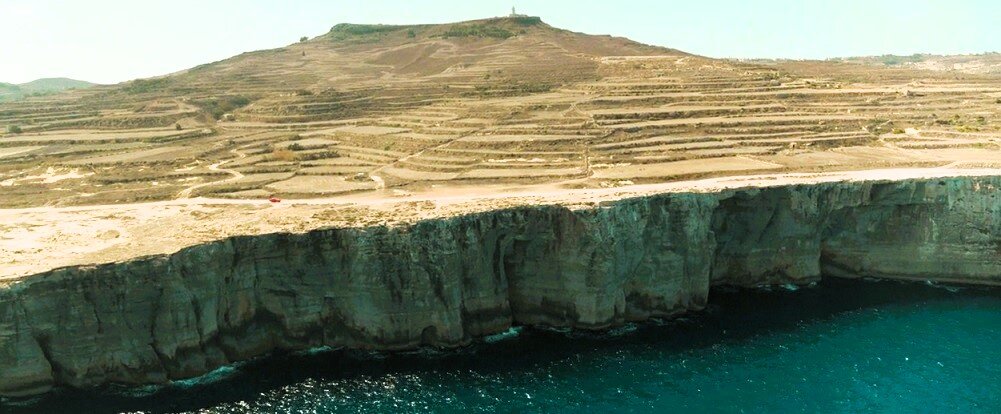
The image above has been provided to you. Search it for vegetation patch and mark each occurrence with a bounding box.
[864,119,894,135]
[270,148,298,162]
[122,78,173,94]
[192,95,252,119]
[513,83,555,93]
[327,23,408,41]
[466,81,556,97]
[442,24,514,39]
[509,16,543,26]
[877,54,926,66]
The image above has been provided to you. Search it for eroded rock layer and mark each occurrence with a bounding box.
[3,176,1001,396]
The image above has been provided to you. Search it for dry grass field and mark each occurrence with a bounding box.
[2,17,999,209]
[1,16,1000,277]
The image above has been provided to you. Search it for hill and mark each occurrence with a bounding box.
[18,77,95,94]
[0,77,95,102]
[832,53,1001,75]
[0,16,998,209]
[0,83,20,101]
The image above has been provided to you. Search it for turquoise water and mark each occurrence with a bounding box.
[5,279,1001,413]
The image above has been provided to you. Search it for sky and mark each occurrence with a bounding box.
[1,0,998,85]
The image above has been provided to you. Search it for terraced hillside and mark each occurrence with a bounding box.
[832,52,1001,75]
[1,16,999,208]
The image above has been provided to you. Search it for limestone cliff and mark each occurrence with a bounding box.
[2,176,1001,397]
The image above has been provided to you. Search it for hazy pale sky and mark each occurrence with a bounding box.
[1,0,997,84]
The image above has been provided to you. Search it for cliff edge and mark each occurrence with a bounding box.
[3,174,1001,397]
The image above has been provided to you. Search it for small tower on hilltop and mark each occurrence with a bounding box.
[510,6,527,17]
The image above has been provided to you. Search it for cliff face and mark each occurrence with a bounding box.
[3,177,1001,397]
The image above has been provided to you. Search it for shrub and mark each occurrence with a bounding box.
[123,78,172,94]
[287,142,305,151]
[296,150,339,161]
[407,29,416,38]
[175,123,182,131]
[892,128,905,134]
[509,16,542,26]
[192,95,252,119]
[6,125,22,134]
[327,23,404,41]
[271,149,297,162]
[878,54,924,66]
[300,36,309,43]
[512,82,554,93]
[442,24,513,39]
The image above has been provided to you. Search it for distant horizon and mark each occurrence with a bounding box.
[2,0,997,84]
[9,50,1001,87]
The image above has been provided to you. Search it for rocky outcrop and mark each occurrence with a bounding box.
[3,176,1001,397]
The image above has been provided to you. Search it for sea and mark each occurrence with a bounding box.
[4,278,1000,413]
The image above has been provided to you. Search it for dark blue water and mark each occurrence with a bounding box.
[4,279,1000,413]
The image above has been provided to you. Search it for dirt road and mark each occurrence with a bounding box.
[176,148,248,199]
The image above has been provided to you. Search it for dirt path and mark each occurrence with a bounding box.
[366,123,491,189]
[176,148,247,199]
[5,165,999,215]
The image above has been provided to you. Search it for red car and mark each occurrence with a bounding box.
[268,196,281,203]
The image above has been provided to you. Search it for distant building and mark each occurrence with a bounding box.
[510,7,528,18]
